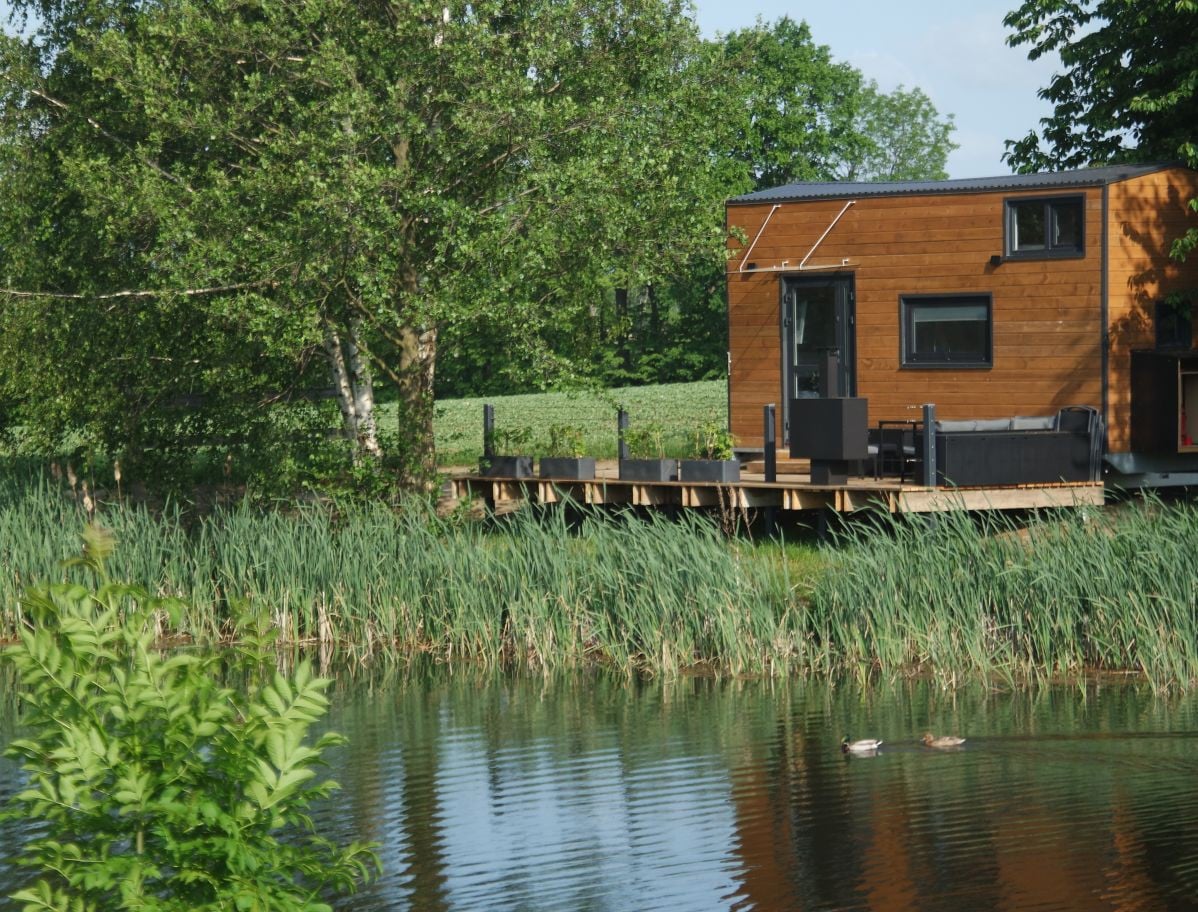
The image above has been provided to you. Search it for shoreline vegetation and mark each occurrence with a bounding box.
[2,469,1198,692]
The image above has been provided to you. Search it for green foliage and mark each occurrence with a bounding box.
[722,17,957,189]
[1004,0,1198,260]
[1,525,379,911]
[0,0,737,485]
[722,17,867,188]
[541,424,587,459]
[841,81,958,181]
[429,380,727,465]
[485,425,534,457]
[689,422,735,461]
[623,424,668,459]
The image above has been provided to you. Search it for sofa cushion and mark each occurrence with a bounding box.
[937,418,1014,432]
[1011,415,1055,431]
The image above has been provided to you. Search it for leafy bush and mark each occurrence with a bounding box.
[1,525,379,912]
[689,421,735,460]
[541,424,587,458]
[485,424,534,456]
[623,423,667,459]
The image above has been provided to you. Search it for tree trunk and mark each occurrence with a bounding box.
[396,323,438,489]
[345,319,381,461]
[615,287,631,375]
[323,322,381,465]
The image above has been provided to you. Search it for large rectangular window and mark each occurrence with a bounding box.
[1004,195,1085,258]
[901,294,992,368]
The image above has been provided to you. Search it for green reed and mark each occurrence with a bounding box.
[808,497,1198,692]
[0,472,804,674]
[4,469,1198,688]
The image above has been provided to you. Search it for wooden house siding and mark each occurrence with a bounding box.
[1105,168,1198,451]
[727,188,1106,448]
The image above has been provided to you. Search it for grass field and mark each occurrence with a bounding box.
[421,379,728,466]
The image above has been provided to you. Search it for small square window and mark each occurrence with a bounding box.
[1155,300,1193,350]
[901,294,992,368]
[1005,195,1085,258]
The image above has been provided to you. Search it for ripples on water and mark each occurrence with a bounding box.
[4,672,1198,911]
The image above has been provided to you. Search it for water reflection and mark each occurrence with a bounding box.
[5,671,1198,911]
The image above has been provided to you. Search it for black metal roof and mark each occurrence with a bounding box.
[728,162,1181,205]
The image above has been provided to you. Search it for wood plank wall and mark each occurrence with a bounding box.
[1106,167,1198,452]
[727,187,1106,448]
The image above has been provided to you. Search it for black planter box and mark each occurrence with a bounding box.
[539,456,596,480]
[678,459,741,483]
[619,458,677,482]
[480,455,534,478]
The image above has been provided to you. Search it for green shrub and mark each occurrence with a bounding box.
[1,524,379,912]
[688,421,735,460]
[623,423,667,459]
[541,424,587,458]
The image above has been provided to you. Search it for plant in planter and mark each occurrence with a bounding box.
[619,422,677,482]
[481,425,535,478]
[539,424,596,479]
[679,421,740,482]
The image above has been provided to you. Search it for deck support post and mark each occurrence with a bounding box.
[763,403,777,536]
[618,409,630,461]
[763,403,777,482]
[921,403,937,487]
[483,404,495,459]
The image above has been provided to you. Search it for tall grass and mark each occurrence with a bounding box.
[810,499,1198,693]
[0,471,802,675]
[4,470,1198,689]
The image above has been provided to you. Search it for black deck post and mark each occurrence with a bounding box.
[763,403,777,537]
[483,403,495,459]
[763,403,777,482]
[921,402,937,487]
[617,409,629,461]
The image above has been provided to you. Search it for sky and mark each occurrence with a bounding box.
[692,0,1059,179]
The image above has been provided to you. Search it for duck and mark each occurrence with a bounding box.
[921,732,966,748]
[842,736,883,753]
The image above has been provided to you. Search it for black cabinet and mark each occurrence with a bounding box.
[788,397,869,460]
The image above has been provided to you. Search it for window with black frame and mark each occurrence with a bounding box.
[1004,195,1084,258]
[901,294,992,368]
[1155,299,1193,350]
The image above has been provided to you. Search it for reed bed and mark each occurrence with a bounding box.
[3,469,1198,689]
[0,471,801,674]
[811,500,1198,692]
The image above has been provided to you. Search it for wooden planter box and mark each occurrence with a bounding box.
[480,455,534,478]
[538,456,596,480]
[618,458,677,482]
[678,459,741,483]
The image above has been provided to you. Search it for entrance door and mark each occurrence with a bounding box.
[782,275,855,442]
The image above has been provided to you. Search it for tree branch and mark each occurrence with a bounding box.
[0,279,279,307]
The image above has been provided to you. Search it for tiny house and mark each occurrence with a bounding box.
[726,163,1198,486]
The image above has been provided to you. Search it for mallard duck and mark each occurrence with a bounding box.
[921,732,966,748]
[842,736,883,753]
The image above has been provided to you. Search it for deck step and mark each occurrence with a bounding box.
[742,458,810,474]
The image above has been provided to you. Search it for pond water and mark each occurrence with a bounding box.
[4,670,1198,911]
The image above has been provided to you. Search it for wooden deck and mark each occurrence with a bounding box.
[445,464,1105,515]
